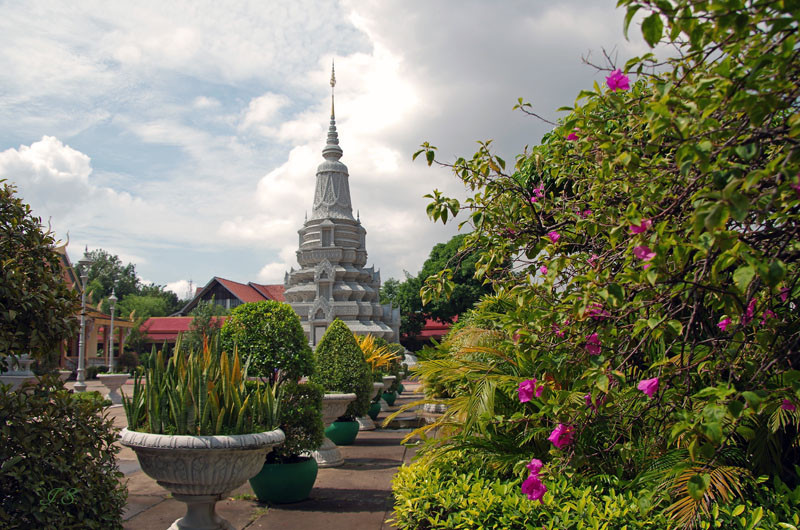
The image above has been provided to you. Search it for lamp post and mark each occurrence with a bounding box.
[74,246,94,392]
[108,288,118,373]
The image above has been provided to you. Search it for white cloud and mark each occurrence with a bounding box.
[240,93,292,135]
[165,279,193,299]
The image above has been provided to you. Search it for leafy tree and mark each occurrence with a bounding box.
[381,233,491,341]
[0,182,78,368]
[117,295,168,320]
[220,301,313,385]
[76,249,139,303]
[413,0,800,525]
[183,298,227,352]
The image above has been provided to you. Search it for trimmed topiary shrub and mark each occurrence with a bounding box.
[269,380,324,463]
[311,319,372,419]
[0,377,127,528]
[220,300,313,385]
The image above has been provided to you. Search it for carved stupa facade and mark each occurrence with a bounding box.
[283,65,400,346]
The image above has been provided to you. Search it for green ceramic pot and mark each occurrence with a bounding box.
[367,402,381,421]
[398,383,405,395]
[382,391,397,406]
[325,420,359,445]
[248,456,318,504]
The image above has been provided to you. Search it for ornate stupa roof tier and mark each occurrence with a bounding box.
[284,61,400,347]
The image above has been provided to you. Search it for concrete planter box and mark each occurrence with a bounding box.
[120,428,284,530]
[358,383,385,431]
[311,393,355,468]
[97,373,129,404]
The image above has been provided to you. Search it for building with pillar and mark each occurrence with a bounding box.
[283,64,400,346]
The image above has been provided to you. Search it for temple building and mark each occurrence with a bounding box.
[283,64,400,346]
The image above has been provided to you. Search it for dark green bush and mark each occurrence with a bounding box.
[0,377,127,529]
[220,301,313,384]
[116,351,139,373]
[269,380,324,462]
[86,365,107,379]
[311,319,372,419]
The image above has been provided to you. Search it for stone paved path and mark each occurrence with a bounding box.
[70,379,421,530]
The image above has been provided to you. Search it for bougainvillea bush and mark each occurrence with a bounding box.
[407,0,800,526]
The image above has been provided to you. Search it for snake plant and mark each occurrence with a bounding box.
[122,335,279,435]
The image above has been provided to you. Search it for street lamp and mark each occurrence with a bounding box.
[108,288,118,373]
[74,246,94,392]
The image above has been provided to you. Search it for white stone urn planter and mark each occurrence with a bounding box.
[58,370,72,382]
[311,392,355,468]
[356,382,385,431]
[380,375,396,412]
[0,354,37,391]
[97,373,128,404]
[120,428,284,530]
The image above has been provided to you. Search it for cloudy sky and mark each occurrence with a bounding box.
[0,0,649,299]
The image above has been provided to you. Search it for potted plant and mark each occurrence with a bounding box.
[120,336,284,530]
[219,300,322,504]
[310,320,372,450]
[248,380,324,503]
[354,333,400,430]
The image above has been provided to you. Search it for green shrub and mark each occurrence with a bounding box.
[86,365,108,379]
[116,351,139,373]
[391,451,799,530]
[0,377,127,529]
[220,301,313,384]
[311,319,372,419]
[268,380,324,462]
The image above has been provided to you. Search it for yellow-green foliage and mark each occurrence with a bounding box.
[355,333,399,373]
[123,336,278,435]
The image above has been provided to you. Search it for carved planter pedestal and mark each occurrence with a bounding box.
[120,428,285,530]
[97,373,128,404]
[311,393,355,468]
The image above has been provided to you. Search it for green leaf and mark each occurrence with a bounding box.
[641,13,664,47]
[733,265,755,293]
[687,473,711,501]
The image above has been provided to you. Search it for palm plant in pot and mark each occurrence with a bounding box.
[354,333,400,429]
[219,301,319,503]
[310,319,372,464]
[120,336,284,530]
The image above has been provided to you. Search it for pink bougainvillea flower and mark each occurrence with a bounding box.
[629,219,652,234]
[584,393,598,412]
[527,458,543,474]
[566,131,579,141]
[742,299,757,325]
[547,231,560,243]
[552,323,565,338]
[518,379,537,403]
[633,245,656,261]
[587,254,599,267]
[780,287,789,302]
[643,263,652,270]
[637,377,659,398]
[588,303,610,320]
[781,399,797,412]
[792,174,800,198]
[606,69,631,92]
[534,383,544,398]
[529,196,538,204]
[521,474,547,502]
[548,423,574,449]
[582,209,592,218]
[529,184,545,203]
[761,309,776,325]
[585,333,601,355]
[540,265,548,275]
[718,318,732,331]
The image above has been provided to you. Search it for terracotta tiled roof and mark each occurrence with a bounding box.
[249,283,286,302]
[216,278,265,303]
[413,316,457,339]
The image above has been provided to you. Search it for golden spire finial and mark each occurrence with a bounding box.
[330,59,336,117]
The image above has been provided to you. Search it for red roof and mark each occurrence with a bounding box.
[412,317,457,339]
[250,283,285,302]
[141,316,226,342]
[216,278,265,303]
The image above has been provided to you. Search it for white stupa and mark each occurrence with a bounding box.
[283,63,400,347]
